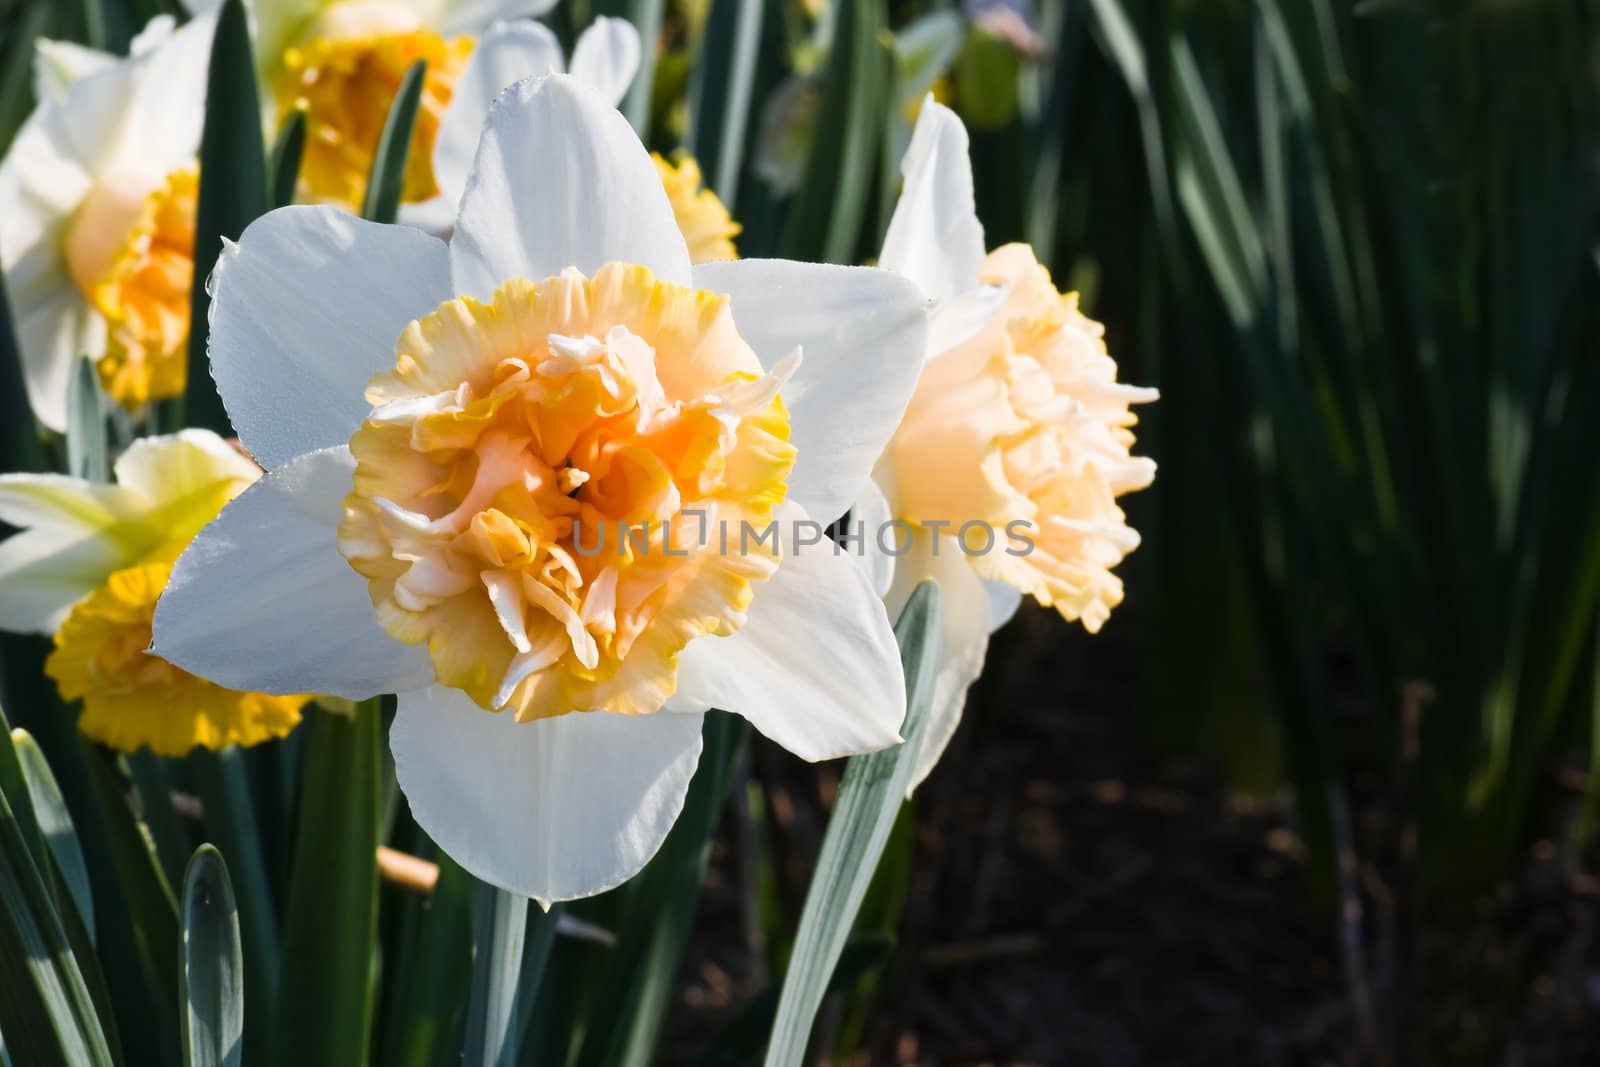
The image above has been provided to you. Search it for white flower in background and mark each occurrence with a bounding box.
[152,75,929,905]
[416,14,738,261]
[0,431,309,756]
[863,99,1158,792]
[0,13,213,431]
[179,0,558,209]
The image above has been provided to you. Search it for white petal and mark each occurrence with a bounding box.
[392,687,703,904]
[0,473,141,533]
[850,477,896,598]
[153,447,436,698]
[432,20,566,209]
[450,74,690,301]
[927,284,1007,358]
[431,0,559,36]
[567,18,641,107]
[984,579,1022,632]
[885,529,992,794]
[693,259,928,524]
[0,472,147,631]
[675,505,905,762]
[11,276,99,433]
[103,12,214,178]
[32,38,115,102]
[208,205,453,469]
[112,429,260,506]
[0,529,125,634]
[879,100,985,303]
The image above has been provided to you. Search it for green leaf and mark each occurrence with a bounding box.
[379,848,473,1067]
[186,0,267,435]
[0,270,45,474]
[0,782,116,1067]
[190,747,278,1066]
[269,106,308,210]
[275,704,380,1067]
[361,59,426,225]
[178,846,243,1067]
[83,745,181,1017]
[696,934,894,1067]
[571,710,746,1067]
[462,885,561,1067]
[781,0,891,264]
[762,581,942,1067]
[687,0,766,204]
[12,731,93,944]
[66,357,106,484]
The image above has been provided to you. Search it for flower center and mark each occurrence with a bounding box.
[64,166,198,411]
[275,13,472,208]
[884,244,1157,632]
[46,562,307,756]
[338,264,796,719]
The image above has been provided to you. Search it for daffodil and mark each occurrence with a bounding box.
[418,15,738,260]
[863,100,1158,791]
[0,14,214,430]
[152,75,929,904]
[0,431,309,756]
[173,0,556,210]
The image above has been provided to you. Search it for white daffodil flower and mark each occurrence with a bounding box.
[179,0,558,210]
[0,13,214,431]
[864,99,1159,793]
[152,74,929,905]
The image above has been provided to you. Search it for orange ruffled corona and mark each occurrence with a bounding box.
[47,562,308,757]
[338,263,795,720]
[885,244,1157,632]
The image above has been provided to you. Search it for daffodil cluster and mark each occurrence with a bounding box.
[0,4,1154,904]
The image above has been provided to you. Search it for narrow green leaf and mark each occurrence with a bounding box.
[186,0,267,435]
[696,934,894,1067]
[190,747,278,1065]
[0,704,50,891]
[0,784,116,1067]
[269,106,308,210]
[0,271,45,474]
[572,711,746,1067]
[179,846,243,1067]
[13,731,93,944]
[781,0,891,264]
[361,60,427,225]
[462,885,561,1067]
[276,704,380,1067]
[82,745,181,1016]
[380,849,473,1067]
[762,581,942,1067]
[687,0,766,204]
[66,357,107,484]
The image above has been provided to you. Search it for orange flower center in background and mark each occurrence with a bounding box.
[338,264,796,720]
[64,166,198,411]
[276,30,472,207]
[652,153,741,264]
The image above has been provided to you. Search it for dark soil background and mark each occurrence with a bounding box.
[666,605,1600,1066]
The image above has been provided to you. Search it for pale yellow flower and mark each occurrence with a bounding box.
[867,100,1158,790]
[0,431,308,756]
